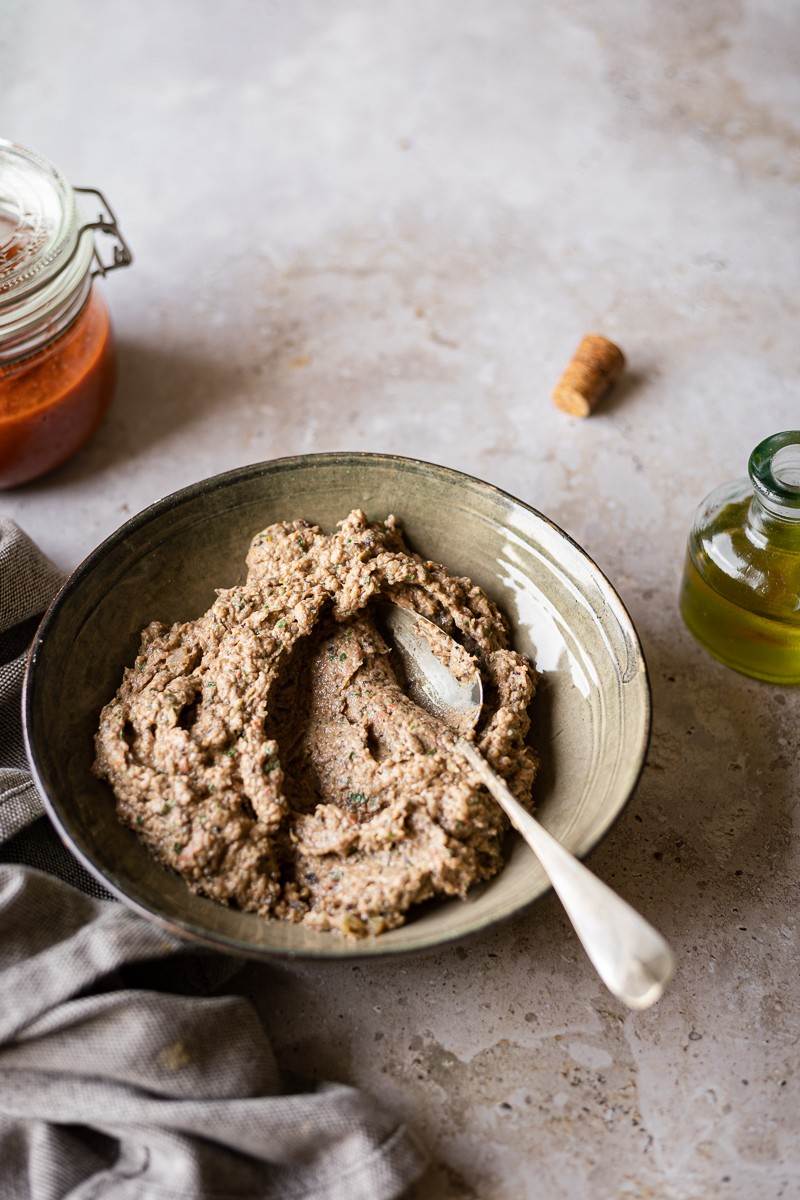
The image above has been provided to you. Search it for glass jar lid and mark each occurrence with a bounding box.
[0,140,86,304]
[0,139,131,362]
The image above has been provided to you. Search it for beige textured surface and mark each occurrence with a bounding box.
[5,2,800,1196]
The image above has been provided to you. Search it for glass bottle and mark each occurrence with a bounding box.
[0,139,132,488]
[680,431,800,684]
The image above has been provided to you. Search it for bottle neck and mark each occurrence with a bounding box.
[746,437,800,551]
[747,493,800,550]
[746,432,800,548]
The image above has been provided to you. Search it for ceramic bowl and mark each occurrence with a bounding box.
[24,453,650,959]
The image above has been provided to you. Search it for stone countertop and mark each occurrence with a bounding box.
[5,2,799,1196]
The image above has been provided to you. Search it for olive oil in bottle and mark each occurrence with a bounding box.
[680,431,800,684]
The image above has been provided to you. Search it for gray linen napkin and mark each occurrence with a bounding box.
[0,518,425,1200]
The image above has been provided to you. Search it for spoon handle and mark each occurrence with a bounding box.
[456,739,675,1010]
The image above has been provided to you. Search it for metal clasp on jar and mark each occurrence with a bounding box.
[71,186,133,278]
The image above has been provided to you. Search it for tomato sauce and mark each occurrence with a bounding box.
[0,287,115,488]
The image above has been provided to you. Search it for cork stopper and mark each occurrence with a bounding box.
[552,334,625,418]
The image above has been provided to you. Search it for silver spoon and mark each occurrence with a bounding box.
[384,603,675,1010]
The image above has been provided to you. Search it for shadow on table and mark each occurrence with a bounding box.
[594,366,650,419]
[16,337,238,492]
[583,617,796,938]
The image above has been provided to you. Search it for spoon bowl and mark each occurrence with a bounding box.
[382,603,483,735]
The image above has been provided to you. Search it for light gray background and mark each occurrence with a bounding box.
[4,3,799,1197]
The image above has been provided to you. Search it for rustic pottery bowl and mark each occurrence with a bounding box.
[24,453,650,959]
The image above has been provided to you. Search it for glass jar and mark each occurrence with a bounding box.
[680,431,800,684]
[0,140,131,488]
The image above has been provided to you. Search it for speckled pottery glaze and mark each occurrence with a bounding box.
[24,453,650,959]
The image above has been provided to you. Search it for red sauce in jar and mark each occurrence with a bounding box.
[0,287,115,488]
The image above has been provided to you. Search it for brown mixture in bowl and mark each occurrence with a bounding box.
[94,510,538,936]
